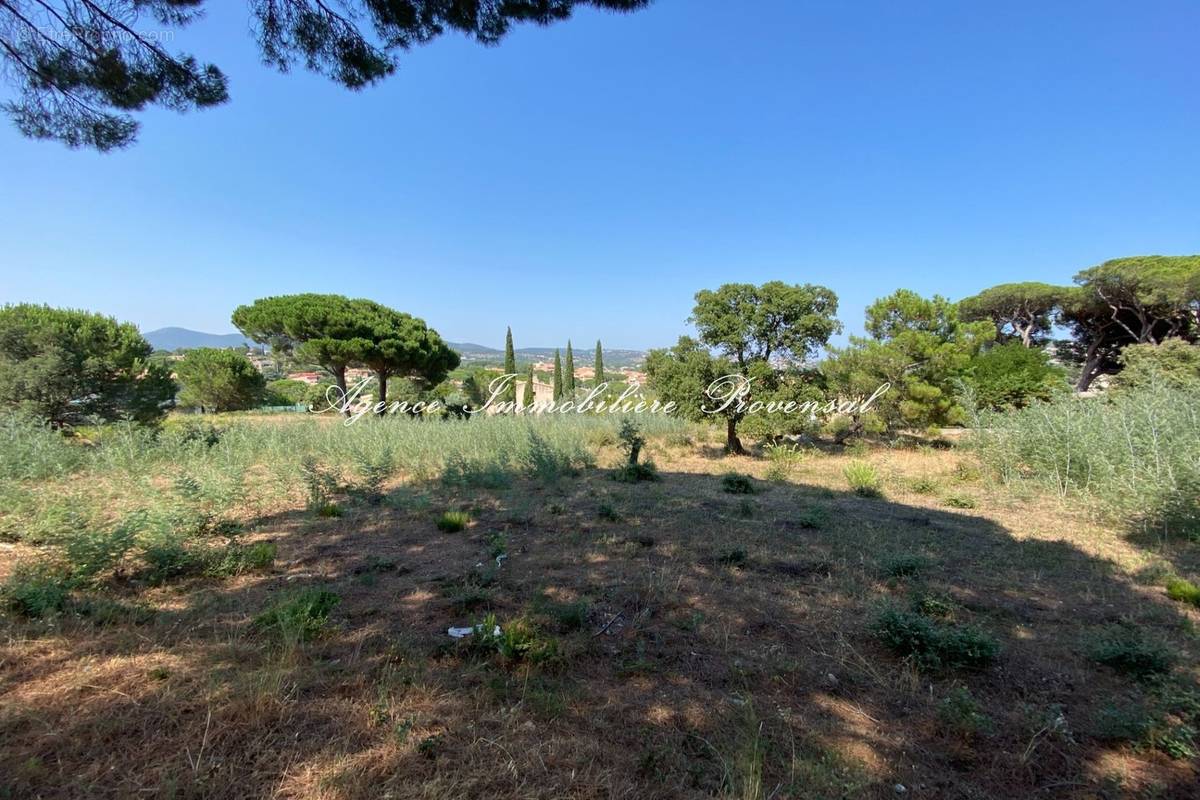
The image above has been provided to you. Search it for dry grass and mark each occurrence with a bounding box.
[1,424,1198,799]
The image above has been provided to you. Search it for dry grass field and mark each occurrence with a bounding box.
[1,420,1198,799]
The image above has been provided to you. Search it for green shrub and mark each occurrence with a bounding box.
[441,454,513,489]
[2,562,72,617]
[844,461,882,497]
[872,607,998,671]
[721,472,757,495]
[1088,626,1173,679]
[0,412,84,480]
[909,477,937,494]
[597,503,620,521]
[300,456,339,515]
[436,511,470,533]
[1165,578,1200,607]
[795,506,828,530]
[611,461,660,483]
[965,342,1067,411]
[253,589,340,643]
[139,531,203,584]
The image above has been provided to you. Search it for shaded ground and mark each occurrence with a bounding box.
[2,440,1198,799]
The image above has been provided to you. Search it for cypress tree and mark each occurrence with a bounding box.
[503,326,517,405]
[594,340,605,385]
[553,350,564,401]
[522,363,535,408]
[565,340,576,395]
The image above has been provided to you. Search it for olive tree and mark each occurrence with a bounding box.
[648,281,841,454]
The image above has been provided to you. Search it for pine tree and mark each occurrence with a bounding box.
[565,340,576,395]
[594,340,605,385]
[553,350,564,401]
[522,363,535,408]
[503,326,517,405]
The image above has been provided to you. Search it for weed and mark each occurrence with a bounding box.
[937,686,993,737]
[721,472,757,495]
[880,553,931,579]
[2,562,72,617]
[718,547,748,568]
[844,460,882,497]
[943,494,976,509]
[597,503,621,522]
[435,511,470,533]
[611,461,660,483]
[352,446,394,504]
[253,589,340,644]
[794,506,828,530]
[909,477,938,494]
[300,456,340,516]
[736,498,755,518]
[1088,625,1173,679]
[872,607,999,671]
[417,733,444,759]
[1166,577,1200,607]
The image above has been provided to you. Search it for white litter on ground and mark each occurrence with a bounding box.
[447,625,502,639]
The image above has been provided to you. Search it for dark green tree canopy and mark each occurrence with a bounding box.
[0,303,175,425]
[691,281,841,367]
[1,0,652,150]
[1073,255,1199,344]
[175,347,266,412]
[958,282,1066,347]
[353,299,459,406]
[232,293,371,396]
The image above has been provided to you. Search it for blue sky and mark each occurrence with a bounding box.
[1,0,1197,350]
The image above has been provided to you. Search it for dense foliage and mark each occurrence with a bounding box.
[965,342,1067,411]
[175,348,266,412]
[0,304,174,426]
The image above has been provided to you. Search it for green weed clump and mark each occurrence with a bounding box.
[435,511,471,533]
[795,506,828,530]
[843,461,882,497]
[872,607,999,671]
[611,461,660,483]
[466,614,560,665]
[721,472,757,495]
[1,562,72,617]
[1165,577,1200,607]
[1088,626,1174,679]
[253,589,340,643]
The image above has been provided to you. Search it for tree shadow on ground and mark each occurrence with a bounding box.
[1,464,1198,799]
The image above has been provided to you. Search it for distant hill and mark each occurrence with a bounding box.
[144,327,253,351]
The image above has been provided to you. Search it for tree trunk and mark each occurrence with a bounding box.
[725,417,746,455]
[376,372,388,414]
[1075,341,1102,392]
[333,366,350,416]
[1020,325,1033,348]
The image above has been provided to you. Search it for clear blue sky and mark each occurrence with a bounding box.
[1,0,1197,350]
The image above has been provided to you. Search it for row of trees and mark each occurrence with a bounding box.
[958,256,1200,390]
[0,294,459,425]
[646,256,1199,452]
